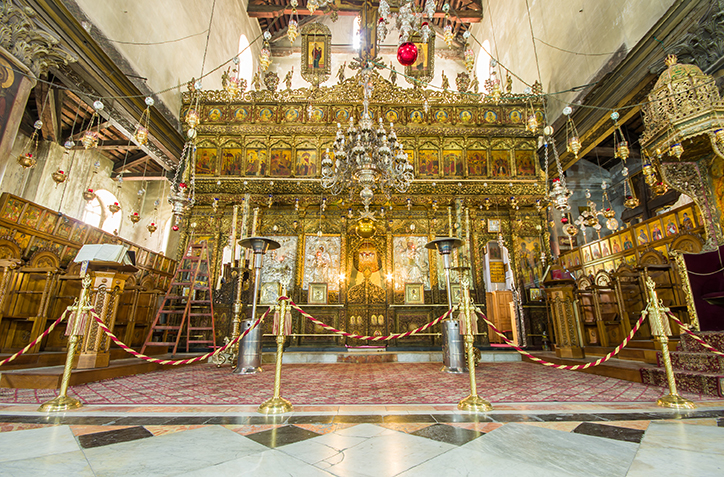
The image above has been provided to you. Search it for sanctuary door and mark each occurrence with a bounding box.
[346,279,387,347]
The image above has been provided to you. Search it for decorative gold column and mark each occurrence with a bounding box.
[670,250,700,332]
[38,274,93,412]
[644,276,695,409]
[458,270,493,412]
[77,270,132,369]
[258,288,293,414]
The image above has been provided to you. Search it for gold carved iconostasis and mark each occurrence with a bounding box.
[180,71,550,346]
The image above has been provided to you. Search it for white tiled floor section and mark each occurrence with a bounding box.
[0,410,722,476]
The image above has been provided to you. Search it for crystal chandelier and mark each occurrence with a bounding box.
[321,69,414,212]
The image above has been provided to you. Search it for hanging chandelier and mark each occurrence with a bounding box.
[321,69,414,212]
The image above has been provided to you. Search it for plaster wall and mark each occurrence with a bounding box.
[470,0,676,118]
[3,134,173,255]
[71,0,262,119]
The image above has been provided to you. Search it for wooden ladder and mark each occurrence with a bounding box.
[141,242,217,355]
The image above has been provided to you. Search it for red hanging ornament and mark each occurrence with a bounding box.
[172,225,179,231]
[397,42,418,67]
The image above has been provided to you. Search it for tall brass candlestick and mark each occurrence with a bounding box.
[258,288,293,414]
[38,274,93,412]
[447,206,453,237]
[457,271,493,412]
[246,207,259,264]
[645,276,695,409]
[230,204,238,265]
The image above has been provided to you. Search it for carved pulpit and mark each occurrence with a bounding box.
[544,263,585,358]
[74,245,138,369]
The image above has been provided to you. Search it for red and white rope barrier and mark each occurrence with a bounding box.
[666,312,724,358]
[476,309,647,370]
[91,308,270,365]
[0,311,68,368]
[288,298,454,341]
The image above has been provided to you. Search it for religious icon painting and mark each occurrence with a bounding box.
[490,150,510,177]
[610,234,623,254]
[405,283,424,304]
[19,206,42,228]
[621,230,634,251]
[220,148,243,175]
[664,214,678,236]
[483,110,498,123]
[590,242,601,260]
[459,110,474,124]
[260,282,281,305]
[303,235,341,291]
[467,150,487,176]
[207,107,222,122]
[309,107,326,122]
[0,197,23,222]
[450,284,462,304]
[649,218,664,241]
[296,149,317,177]
[301,23,331,86]
[582,246,592,263]
[233,107,249,122]
[334,109,350,122]
[393,236,431,291]
[38,212,56,234]
[258,107,275,122]
[309,283,328,305]
[245,148,267,176]
[487,219,501,233]
[677,206,695,231]
[600,238,611,258]
[283,108,300,122]
[442,150,463,177]
[635,224,650,245]
[409,109,424,124]
[509,109,522,123]
[515,150,536,176]
[405,32,435,85]
[417,149,439,178]
[70,223,88,243]
[195,148,217,175]
[269,148,293,177]
[434,110,449,123]
[385,109,399,123]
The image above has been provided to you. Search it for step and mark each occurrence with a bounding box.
[524,352,650,383]
[657,350,724,374]
[188,340,214,344]
[679,332,724,353]
[640,367,724,397]
[189,313,212,317]
[144,342,179,347]
[151,326,181,331]
[189,327,213,331]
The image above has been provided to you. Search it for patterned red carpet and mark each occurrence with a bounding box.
[0,362,709,405]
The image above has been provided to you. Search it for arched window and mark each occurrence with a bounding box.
[476,40,492,89]
[82,198,103,228]
[352,16,361,51]
[95,189,122,234]
[237,34,254,87]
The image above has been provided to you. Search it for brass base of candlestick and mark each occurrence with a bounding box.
[458,394,493,412]
[38,395,82,413]
[656,394,696,409]
[258,396,293,414]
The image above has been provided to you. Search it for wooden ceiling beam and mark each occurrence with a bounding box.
[114,153,148,173]
[247,5,483,23]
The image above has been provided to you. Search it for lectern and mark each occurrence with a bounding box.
[74,245,138,369]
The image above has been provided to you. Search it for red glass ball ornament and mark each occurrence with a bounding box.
[172,225,179,231]
[397,42,418,67]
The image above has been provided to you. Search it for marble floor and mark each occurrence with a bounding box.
[0,401,723,476]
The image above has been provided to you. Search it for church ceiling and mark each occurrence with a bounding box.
[249,0,483,45]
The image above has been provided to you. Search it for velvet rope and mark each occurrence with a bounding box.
[90,308,270,365]
[476,309,647,370]
[0,311,68,368]
[666,312,724,358]
[287,298,455,341]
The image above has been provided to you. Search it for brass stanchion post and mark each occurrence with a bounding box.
[644,276,695,409]
[38,273,93,412]
[456,269,493,412]
[258,288,293,414]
